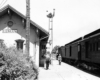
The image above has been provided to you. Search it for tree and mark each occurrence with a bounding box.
[52,45,60,54]
[0,43,38,80]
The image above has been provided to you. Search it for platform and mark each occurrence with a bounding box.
[39,60,100,80]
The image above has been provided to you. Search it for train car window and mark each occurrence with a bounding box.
[95,42,97,51]
[78,44,80,52]
[65,47,66,56]
[89,44,91,52]
[92,43,94,52]
[90,44,92,52]
[97,42,98,51]
[93,43,95,51]
[98,42,100,51]
[70,46,71,57]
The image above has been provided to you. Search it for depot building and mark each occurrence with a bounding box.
[0,5,49,67]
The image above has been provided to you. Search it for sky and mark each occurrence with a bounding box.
[1,0,100,47]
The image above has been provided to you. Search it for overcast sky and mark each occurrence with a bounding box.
[1,0,100,47]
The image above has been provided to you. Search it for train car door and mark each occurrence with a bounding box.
[85,41,89,58]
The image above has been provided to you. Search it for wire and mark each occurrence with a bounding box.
[0,0,5,7]
[1,0,7,8]
[0,0,5,8]
[0,0,7,9]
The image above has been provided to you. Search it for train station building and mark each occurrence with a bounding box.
[0,5,49,67]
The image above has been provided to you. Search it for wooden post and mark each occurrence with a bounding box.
[26,0,30,56]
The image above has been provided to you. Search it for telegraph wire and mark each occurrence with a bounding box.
[0,0,7,9]
[0,0,7,8]
[0,0,5,8]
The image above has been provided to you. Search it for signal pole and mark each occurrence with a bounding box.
[26,0,30,57]
[47,9,55,64]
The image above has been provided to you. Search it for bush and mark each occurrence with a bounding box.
[0,46,38,80]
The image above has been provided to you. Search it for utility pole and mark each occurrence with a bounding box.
[47,9,55,64]
[26,0,30,57]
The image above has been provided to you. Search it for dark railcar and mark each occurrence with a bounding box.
[60,46,66,62]
[58,46,65,61]
[61,28,100,69]
[65,43,71,63]
[65,37,82,64]
[81,29,100,68]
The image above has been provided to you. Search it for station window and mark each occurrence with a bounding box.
[41,44,46,56]
[15,39,24,50]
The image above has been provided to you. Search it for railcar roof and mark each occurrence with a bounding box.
[64,29,100,46]
[84,28,100,39]
[65,37,82,46]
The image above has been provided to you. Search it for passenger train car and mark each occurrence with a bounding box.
[59,29,100,69]
[58,46,65,61]
[65,37,82,64]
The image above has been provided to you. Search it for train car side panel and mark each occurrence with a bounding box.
[71,43,78,60]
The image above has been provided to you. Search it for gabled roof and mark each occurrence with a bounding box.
[0,5,49,37]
